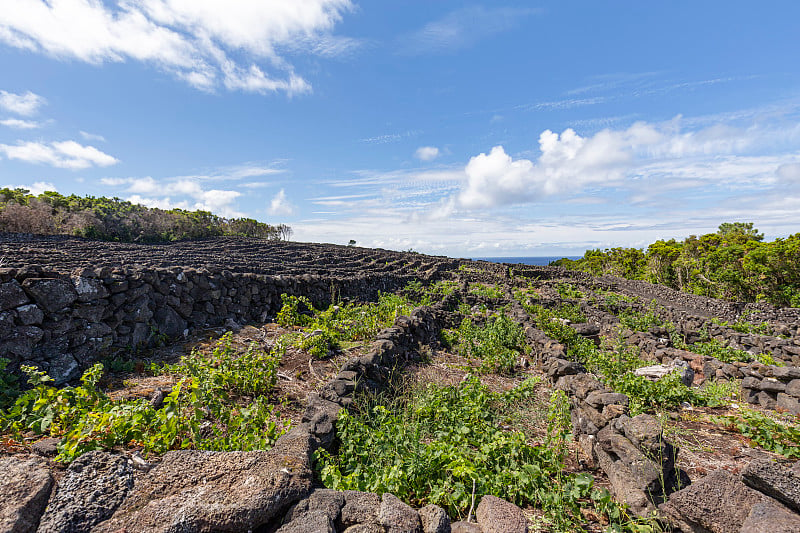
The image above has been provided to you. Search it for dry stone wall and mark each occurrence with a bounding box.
[1,233,462,383]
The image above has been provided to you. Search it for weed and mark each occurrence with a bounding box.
[317,377,654,531]
[690,339,753,364]
[713,408,800,458]
[711,317,773,336]
[555,282,585,300]
[0,332,289,463]
[618,302,664,332]
[468,282,504,299]
[444,312,528,374]
[275,292,415,358]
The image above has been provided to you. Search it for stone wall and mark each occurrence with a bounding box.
[0,265,430,384]
[1,296,535,533]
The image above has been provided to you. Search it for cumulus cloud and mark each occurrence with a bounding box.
[453,118,790,210]
[0,140,118,169]
[415,146,440,161]
[268,189,294,216]
[0,0,355,95]
[103,176,244,217]
[0,90,45,115]
[0,118,39,129]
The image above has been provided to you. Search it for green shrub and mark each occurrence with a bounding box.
[446,313,528,374]
[317,378,653,531]
[468,283,505,299]
[618,303,664,332]
[0,333,288,463]
[690,339,752,364]
[276,294,315,327]
[555,282,584,300]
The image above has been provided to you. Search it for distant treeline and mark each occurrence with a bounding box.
[552,223,800,307]
[0,188,292,243]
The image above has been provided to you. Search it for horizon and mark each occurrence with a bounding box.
[1,1,799,257]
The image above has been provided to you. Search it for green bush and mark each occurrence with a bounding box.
[618,303,664,332]
[445,313,528,374]
[690,339,753,364]
[317,378,653,531]
[275,292,415,358]
[0,333,288,463]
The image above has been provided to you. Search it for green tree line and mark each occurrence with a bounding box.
[552,223,800,307]
[0,188,292,243]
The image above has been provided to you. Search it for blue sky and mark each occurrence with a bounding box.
[1,1,799,257]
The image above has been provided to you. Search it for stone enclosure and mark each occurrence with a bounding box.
[2,233,800,532]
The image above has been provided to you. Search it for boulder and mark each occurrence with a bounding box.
[21,278,77,313]
[94,431,314,532]
[450,522,482,533]
[379,493,422,533]
[742,459,800,513]
[16,304,43,325]
[37,451,133,533]
[633,360,693,387]
[277,510,335,533]
[740,500,800,533]
[786,379,800,397]
[47,353,80,384]
[343,525,386,533]
[584,391,629,408]
[419,504,451,533]
[341,491,381,528]
[594,439,657,516]
[659,469,763,533]
[153,305,187,338]
[72,276,109,302]
[614,414,676,467]
[777,393,800,415]
[555,373,603,399]
[475,495,527,533]
[0,456,54,533]
[0,280,30,311]
[285,489,345,524]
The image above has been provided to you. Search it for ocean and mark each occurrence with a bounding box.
[471,256,581,266]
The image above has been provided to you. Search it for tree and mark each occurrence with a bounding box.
[717,222,763,241]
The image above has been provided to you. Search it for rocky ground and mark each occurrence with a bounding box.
[1,234,799,532]
[0,233,459,277]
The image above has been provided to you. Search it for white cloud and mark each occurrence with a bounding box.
[777,163,800,183]
[0,90,45,115]
[415,146,440,161]
[291,110,800,256]
[1,181,57,195]
[268,188,294,216]
[452,117,800,210]
[400,6,539,55]
[79,130,106,142]
[104,176,244,217]
[0,0,355,95]
[0,140,118,169]
[0,118,39,129]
